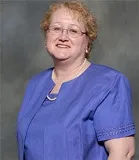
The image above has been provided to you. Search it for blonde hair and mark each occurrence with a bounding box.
[40,0,97,58]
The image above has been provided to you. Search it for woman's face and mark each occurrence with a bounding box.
[45,8,89,61]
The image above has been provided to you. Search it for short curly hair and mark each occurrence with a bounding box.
[40,0,97,58]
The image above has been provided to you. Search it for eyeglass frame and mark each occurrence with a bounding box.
[47,25,87,38]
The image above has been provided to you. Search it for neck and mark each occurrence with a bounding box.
[52,58,90,84]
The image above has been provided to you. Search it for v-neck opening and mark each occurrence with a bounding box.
[50,62,93,86]
[47,62,93,102]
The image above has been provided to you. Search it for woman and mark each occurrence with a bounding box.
[17,1,135,160]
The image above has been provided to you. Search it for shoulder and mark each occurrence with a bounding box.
[28,67,53,86]
[89,63,123,77]
[23,67,53,98]
[85,63,131,96]
[88,63,130,86]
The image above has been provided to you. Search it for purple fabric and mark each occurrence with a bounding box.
[17,63,135,160]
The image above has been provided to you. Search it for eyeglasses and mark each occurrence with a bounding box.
[47,25,87,38]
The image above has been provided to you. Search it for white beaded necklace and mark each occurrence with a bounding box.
[46,58,87,101]
[46,93,57,101]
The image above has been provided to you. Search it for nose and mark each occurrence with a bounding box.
[58,29,69,41]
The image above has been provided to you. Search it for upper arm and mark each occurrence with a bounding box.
[93,74,135,142]
[92,73,136,159]
[104,136,135,159]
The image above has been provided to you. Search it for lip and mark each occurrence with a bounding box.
[56,44,70,48]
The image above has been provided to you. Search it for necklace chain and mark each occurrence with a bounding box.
[52,58,87,84]
[46,58,87,101]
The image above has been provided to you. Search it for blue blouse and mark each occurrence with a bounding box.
[18,63,135,160]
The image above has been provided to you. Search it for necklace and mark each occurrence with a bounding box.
[46,58,87,101]
[52,58,87,84]
[46,94,57,101]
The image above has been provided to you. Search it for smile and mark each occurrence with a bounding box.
[56,44,70,48]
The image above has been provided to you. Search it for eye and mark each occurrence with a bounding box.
[69,29,78,34]
[52,26,61,31]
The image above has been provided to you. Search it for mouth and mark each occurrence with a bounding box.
[56,44,70,48]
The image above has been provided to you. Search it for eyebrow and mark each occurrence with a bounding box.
[50,22,85,29]
[50,22,79,26]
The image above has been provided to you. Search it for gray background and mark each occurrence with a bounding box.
[1,0,139,159]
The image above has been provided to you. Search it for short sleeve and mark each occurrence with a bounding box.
[93,74,135,142]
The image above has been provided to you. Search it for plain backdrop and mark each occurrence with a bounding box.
[1,0,139,159]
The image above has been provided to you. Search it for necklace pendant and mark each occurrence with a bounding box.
[46,94,57,101]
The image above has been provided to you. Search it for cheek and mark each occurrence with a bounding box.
[73,37,88,51]
[45,35,55,49]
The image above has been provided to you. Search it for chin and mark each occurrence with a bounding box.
[51,53,71,61]
[50,51,71,60]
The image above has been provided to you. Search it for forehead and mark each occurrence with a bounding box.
[50,8,85,27]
